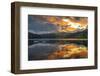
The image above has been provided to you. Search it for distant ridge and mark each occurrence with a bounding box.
[28,29,87,39]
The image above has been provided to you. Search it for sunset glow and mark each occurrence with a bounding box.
[48,44,87,59]
[28,15,88,60]
[43,16,88,33]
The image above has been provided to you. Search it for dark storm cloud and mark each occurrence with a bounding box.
[28,15,58,34]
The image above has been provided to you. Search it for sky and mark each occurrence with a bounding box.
[28,15,88,34]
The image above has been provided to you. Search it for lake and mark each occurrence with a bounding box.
[28,39,87,61]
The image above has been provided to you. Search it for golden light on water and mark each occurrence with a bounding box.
[48,44,88,59]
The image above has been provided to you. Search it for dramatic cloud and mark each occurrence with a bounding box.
[28,15,88,34]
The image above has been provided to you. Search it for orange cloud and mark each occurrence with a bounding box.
[42,16,88,33]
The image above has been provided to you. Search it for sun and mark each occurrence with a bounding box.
[62,18,69,22]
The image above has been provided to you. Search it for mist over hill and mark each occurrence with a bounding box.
[28,29,87,39]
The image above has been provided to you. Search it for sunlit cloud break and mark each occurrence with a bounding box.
[29,15,88,34]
